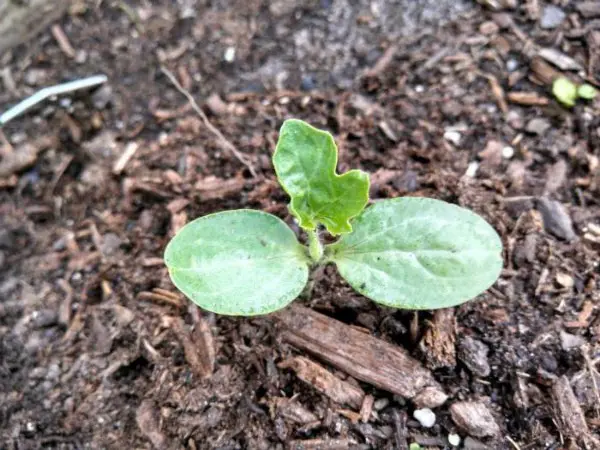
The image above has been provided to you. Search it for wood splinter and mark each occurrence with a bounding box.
[279,356,365,410]
[277,305,448,408]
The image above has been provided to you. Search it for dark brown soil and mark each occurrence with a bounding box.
[1,1,600,449]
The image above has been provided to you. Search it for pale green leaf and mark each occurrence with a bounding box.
[327,197,503,310]
[164,210,309,315]
[553,77,578,107]
[577,83,598,100]
[273,119,370,235]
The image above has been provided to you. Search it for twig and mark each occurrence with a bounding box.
[160,66,257,177]
[0,75,108,126]
[51,24,76,58]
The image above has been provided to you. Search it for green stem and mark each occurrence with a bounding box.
[307,229,324,264]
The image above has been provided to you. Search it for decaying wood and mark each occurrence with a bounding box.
[552,376,598,447]
[0,0,71,55]
[419,308,457,370]
[173,314,215,379]
[530,57,562,85]
[288,439,358,450]
[279,356,365,409]
[277,305,447,407]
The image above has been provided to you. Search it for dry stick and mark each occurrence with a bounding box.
[160,67,257,177]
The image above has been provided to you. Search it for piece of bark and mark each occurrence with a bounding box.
[0,0,71,55]
[272,397,319,424]
[359,395,374,423]
[0,136,56,177]
[552,376,590,443]
[194,175,246,200]
[450,401,500,438]
[136,400,167,450]
[279,356,365,409]
[530,57,562,85]
[173,314,215,379]
[507,91,549,106]
[577,2,600,19]
[277,305,447,406]
[288,439,358,450]
[419,308,457,370]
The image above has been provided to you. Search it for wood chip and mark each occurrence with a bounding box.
[419,308,457,370]
[538,48,583,72]
[173,315,214,380]
[552,376,593,445]
[136,400,167,450]
[359,394,374,423]
[279,356,365,409]
[277,305,447,407]
[113,142,139,175]
[577,2,600,18]
[0,136,55,177]
[50,24,76,58]
[450,401,500,438]
[288,439,357,450]
[530,57,561,85]
[57,279,73,326]
[195,175,246,200]
[137,290,183,308]
[507,91,549,105]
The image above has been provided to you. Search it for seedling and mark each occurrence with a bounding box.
[552,77,598,107]
[164,119,503,315]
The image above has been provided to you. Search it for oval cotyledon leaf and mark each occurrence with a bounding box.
[326,197,503,310]
[164,210,310,315]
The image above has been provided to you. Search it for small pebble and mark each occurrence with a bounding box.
[413,408,436,428]
[506,59,519,72]
[502,146,514,159]
[560,330,585,351]
[224,46,236,62]
[540,6,566,29]
[458,336,491,377]
[525,117,550,136]
[465,161,479,178]
[444,130,461,145]
[448,433,461,446]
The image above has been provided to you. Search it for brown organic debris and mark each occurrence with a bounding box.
[450,401,500,438]
[552,376,598,447]
[279,356,365,409]
[277,305,447,406]
[507,91,549,106]
[136,400,167,450]
[173,314,214,380]
[419,308,457,370]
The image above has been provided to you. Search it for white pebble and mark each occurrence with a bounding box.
[465,161,479,178]
[224,46,236,62]
[413,408,436,428]
[448,433,461,446]
[444,130,461,146]
[502,146,515,159]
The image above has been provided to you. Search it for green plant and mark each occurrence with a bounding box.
[553,77,598,107]
[164,119,503,316]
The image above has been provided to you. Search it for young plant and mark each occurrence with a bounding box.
[553,77,598,107]
[164,119,503,316]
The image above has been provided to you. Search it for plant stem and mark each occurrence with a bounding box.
[307,229,324,264]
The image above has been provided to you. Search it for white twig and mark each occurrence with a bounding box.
[160,66,257,177]
[0,75,108,127]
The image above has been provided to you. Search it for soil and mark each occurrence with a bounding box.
[1,0,600,449]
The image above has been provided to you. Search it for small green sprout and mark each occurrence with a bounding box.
[164,119,503,316]
[577,83,598,100]
[553,77,598,107]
